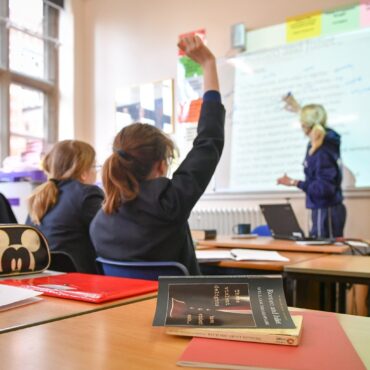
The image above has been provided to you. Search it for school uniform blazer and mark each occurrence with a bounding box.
[27,179,104,274]
[90,99,225,275]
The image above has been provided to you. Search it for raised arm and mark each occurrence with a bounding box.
[177,35,219,92]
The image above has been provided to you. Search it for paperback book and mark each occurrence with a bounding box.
[166,315,303,346]
[153,275,295,329]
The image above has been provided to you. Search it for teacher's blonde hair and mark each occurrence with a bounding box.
[300,104,327,155]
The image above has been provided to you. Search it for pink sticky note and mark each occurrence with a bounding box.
[361,0,370,27]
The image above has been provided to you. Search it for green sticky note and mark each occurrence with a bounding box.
[322,5,360,35]
[179,56,203,78]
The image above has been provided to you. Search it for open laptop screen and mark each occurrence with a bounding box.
[260,204,305,240]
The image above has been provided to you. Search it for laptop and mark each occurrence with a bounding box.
[259,204,333,242]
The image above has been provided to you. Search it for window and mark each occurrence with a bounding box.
[0,0,61,166]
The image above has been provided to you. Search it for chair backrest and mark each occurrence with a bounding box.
[96,257,189,280]
[252,224,272,236]
[0,193,17,223]
[49,251,78,272]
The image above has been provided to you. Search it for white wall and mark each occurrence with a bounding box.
[69,0,370,239]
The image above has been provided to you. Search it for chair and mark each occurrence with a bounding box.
[49,251,78,272]
[96,257,189,280]
[252,224,272,236]
[0,193,17,223]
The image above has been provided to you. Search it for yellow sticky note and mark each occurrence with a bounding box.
[287,12,322,42]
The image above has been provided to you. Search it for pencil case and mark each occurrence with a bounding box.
[0,224,50,277]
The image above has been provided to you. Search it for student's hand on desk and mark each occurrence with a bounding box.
[177,35,215,67]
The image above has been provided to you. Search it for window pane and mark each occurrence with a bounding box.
[9,29,45,78]
[9,136,43,159]
[9,0,43,34]
[10,84,45,158]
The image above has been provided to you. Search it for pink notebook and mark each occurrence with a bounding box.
[177,311,366,370]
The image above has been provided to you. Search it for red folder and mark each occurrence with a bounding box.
[177,311,366,370]
[0,273,158,303]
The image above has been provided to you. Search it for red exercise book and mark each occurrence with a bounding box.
[177,311,366,370]
[0,273,158,303]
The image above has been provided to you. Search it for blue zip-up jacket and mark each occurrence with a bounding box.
[297,128,343,209]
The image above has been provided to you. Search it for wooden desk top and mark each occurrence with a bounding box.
[0,292,156,334]
[198,236,349,254]
[202,250,325,271]
[0,299,369,370]
[284,255,370,278]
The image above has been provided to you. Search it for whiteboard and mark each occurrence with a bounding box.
[215,28,370,193]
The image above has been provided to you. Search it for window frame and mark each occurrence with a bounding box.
[0,0,59,163]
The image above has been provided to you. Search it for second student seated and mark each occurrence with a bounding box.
[27,140,104,274]
[90,35,225,275]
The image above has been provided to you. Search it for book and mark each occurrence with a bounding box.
[0,284,43,312]
[153,275,296,329]
[0,272,158,303]
[167,315,303,346]
[191,229,217,241]
[177,311,366,370]
[196,249,289,262]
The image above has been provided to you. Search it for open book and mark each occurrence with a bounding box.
[196,249,289,262]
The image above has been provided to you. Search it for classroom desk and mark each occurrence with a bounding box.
[198,236,349,254]
[284,255,370,283]
[200,250,325,272]
[0,292,157,334]
[0,298,369,370]
[285,255,370,313]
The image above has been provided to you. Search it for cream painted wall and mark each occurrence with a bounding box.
[71,0,370,239]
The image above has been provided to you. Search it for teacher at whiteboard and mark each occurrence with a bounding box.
[277,96,346,239]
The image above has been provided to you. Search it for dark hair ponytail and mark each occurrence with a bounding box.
[102,123,174,214]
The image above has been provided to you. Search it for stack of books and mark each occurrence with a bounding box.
[152,275,366,370]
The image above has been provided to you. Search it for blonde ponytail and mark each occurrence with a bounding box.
[309,124,326,155]
[300,104,327,155]
[28,181,59,225]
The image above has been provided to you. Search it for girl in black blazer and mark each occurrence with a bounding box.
[27,140,104,273]
[90,36,225,275]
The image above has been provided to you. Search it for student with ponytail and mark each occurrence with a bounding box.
[27,140,104,273]
[90,35,225,275]
[277,98,346,238]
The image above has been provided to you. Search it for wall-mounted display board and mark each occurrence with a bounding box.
[211,4,370,193]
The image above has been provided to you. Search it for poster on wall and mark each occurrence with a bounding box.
[115,79,174,134]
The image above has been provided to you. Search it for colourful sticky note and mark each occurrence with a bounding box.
[177,99,202,123]
[179,56,203,78]
[286,12,322,43]
[361,0,370,27]
[322,5,360,35]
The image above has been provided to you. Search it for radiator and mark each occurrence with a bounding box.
[189,207,263,235]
